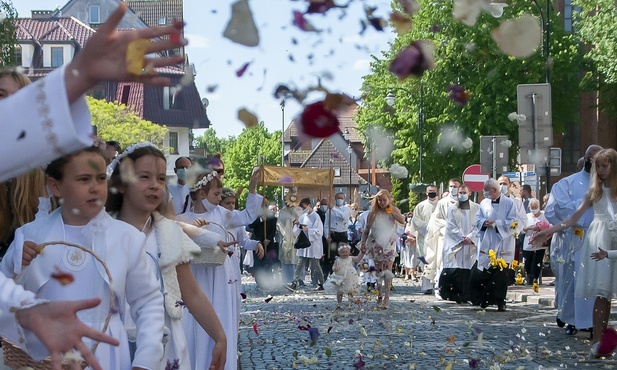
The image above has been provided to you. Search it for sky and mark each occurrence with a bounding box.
[14,0,397,139]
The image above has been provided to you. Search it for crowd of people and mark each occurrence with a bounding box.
[1,3,617,369]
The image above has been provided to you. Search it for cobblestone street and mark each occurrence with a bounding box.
[238,276,615,370]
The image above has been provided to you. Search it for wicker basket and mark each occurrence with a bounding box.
[192,222,237,266]
[2,241,114,370]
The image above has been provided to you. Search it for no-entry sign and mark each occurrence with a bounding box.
[462,164,490,192]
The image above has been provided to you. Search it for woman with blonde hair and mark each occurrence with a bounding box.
[359,189,405,309]
[0,68,54,257]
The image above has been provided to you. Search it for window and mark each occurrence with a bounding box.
[120,85,130,105]
[89,5,101,24]
[169,132,179,154]
[158,16,167,25]
[163,86,183,110]
[334,167,341,177]
[51,47,63,68]
[15,46,22,66]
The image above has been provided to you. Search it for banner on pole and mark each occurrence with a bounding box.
[259,166,334,188]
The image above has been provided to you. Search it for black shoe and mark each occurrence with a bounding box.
[285,283,297,292]
[556,317,566,328]
[424,289,434,295]
[566,325,578,335]
[480,302,488,309]
[314,285,325,291]
[497,303,507,312]
[298,280,306,287]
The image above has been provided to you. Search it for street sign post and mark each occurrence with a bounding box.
[517,83,553,165]
[480,135,510,178]
[462,164,491,192]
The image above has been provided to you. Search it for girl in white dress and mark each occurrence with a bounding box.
[326,244,365,308]
[177,168,262,370]
[0,147,165,369]
[535,148,617,353]
[106,142,227,369]
[359,189,405,309]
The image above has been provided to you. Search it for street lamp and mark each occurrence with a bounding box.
[530,0,551,83]
[385,85,425,183]
[343,128,353,199]
[280,98,286,207]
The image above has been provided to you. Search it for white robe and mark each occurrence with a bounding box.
[442,202,479,269]
[544,169,594,329]
[277,207,302,265]
[423,197,457,283]
[474,195,522,269]
[0,66,92,182]
[176,193,262,370]
[0,209,164,369]
[294,211,324,259]
[410,199,437,257]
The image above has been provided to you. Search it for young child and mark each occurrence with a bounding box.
[177,168,262,370]
[534,148,617,355]
[327,244,365,308]
[0,147,165,369]
[106,142,228,369]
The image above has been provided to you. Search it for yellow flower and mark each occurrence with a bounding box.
[533,283,539,293]
[515,273,524,285]
[511,260,519,269]
[510,221,518,230]
[488,249,497,266]
[497,258,508,270]
[386,207,393,214]
[574,227,583,238]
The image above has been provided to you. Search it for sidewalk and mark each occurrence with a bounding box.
[505,276,617,319]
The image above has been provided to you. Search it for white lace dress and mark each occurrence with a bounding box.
[576,187,617,299]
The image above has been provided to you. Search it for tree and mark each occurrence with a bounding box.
[355,0,580,205]
[575,0,617,116]
[0,1,17,66]
[87,97,168,150]
[195,128,232,156]
[221,123,281,208]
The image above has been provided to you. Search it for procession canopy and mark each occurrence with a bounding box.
[259,166,334,188]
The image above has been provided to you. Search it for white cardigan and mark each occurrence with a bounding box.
[0,208,165,369]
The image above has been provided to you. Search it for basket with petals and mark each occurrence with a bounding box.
[178,221,236,266]
[2,241,114,370]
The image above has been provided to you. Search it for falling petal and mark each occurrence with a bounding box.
[297,101,340,138]
[206,84,218,93]
[305,0,340,14]
[453,0,492,27]
[223,0,260,47]
[237,108,259,128]
[308,327,320,346]
[491,15,542,58]
[596,327,617,356]
[398,0,421,15]
[292,10,319,32]
[252,323,259,335]
[327,325,333,334]
[236,61,252,77]
[264,295,273,303]
[448,84,471,106]
[389,163,408,179]
[51,266,74,286]
[390,12,413,35]
[324,346,332,357]
[389,40,435,80]
[17,131,26,140]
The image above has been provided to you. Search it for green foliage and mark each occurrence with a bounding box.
[86,97,168,150]
[0,1,17,66]
[391,177,411,213]
[195,128,233,156]
[356,0,581,206]
[221,123,282,208]
[575,0,617,116]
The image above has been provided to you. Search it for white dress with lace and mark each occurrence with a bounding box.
[576,187,617,299]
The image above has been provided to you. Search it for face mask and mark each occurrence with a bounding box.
[531,208,541,214]
[407,217,412,223]
[584,159,592,173]
[336,199,344,207]
[499,184,508,195]
[449,187,458,196]
[458,194,469,202]
[176,168,187,181]
[427,192,437,199]
[320,205,328,212]
[483,190,491,199]
[201,198,217,212]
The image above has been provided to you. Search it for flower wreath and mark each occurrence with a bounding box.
[109,141,161,172]
[190,171,219,192]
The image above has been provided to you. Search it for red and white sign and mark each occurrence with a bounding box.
[462,164,490,192]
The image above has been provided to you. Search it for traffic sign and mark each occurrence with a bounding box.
[502,172,520,179]
[517,83,552,150]
[462,164,491,192]
[479,135,510,176]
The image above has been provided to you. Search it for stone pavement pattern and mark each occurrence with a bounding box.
[238,276,616,370]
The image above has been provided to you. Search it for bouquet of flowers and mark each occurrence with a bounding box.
[529,220,552,248]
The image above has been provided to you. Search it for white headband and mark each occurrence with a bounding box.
[109,141,161,173]
[190,170,220,192]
